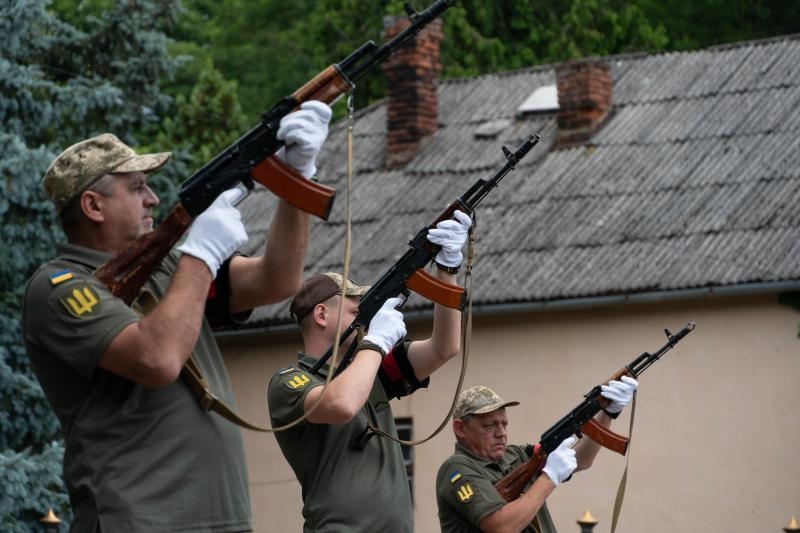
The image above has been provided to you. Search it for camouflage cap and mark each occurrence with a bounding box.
[453,386,520,420]
[289,272,370,323]
[43,133,171,213]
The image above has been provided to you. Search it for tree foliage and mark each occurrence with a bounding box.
[1,0,183,529]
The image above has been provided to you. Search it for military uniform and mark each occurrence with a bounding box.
[436,443,557,533]
[268,341,426,533]
[23,244,251,533]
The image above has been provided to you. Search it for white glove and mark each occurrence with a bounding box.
[276,100,332,178]
[600,375,638,414]
[542,435,578,487]
[427,210,472,268]
[176,188,248,279]
[362,297,407,355]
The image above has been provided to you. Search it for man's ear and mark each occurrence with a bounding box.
[311,303,327,327]
[453,418,467,439]
[79,190,105,223]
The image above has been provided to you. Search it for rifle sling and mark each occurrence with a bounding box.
[609,392,636,533]
[131,286,273,432]
[182,356,272,432]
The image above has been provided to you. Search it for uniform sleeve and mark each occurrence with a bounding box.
[24,268,139,379]
[436,457,506,529]
[267,366,324,426]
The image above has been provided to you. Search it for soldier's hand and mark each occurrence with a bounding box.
[427,210,472,268]
[276,100,332,179]
[542,435,578,487]
[177,188,248,278]
[362,297,406,355]
[601,375,638,414]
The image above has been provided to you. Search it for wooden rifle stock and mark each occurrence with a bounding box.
[495,444,547,503]
[493,322,696,502]
[94,205,192,305]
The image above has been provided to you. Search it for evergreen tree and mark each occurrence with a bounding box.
[1,0,181,530]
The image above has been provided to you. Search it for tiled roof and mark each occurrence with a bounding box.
[238,34,800,326]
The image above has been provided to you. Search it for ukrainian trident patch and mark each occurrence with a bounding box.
[59,284,101,318]
[283,372,312,390]
[455,483,474,503]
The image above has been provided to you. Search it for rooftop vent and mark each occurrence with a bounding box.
[517,84,559,115]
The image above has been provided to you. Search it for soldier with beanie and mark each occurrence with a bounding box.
[436,383,637,533]
[22,101,331,533]
[267,210,473,532]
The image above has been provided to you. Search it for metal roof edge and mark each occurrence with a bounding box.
[215,281,800,339]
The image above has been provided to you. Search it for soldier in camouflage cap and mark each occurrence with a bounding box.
[453,385,520,420]
[437,378,638,533]
[23,100,334,533]
[42,133,171,213]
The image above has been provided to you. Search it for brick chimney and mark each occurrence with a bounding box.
[382,17,443,168]
[555,59,613,148]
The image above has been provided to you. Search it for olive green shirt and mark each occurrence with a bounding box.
[23,243,251,533]
[268,348,415,533]
[436,443,557,533]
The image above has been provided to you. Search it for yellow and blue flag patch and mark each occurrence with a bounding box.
[49,269,73,286]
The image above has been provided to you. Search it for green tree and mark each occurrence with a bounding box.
[176,0,670,123]
[155,65,250,173]
[637,0,800,50]
[1,0,182,530]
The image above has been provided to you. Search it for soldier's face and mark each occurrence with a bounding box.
[318,295,360,348]
[103,172,160,244]
[456,408,509,462]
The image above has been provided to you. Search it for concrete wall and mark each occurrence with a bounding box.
[219,292,800,532]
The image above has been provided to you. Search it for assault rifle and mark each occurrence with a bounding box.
[94,0,455,305]
[309,134,541,377]
[494,322,696,502]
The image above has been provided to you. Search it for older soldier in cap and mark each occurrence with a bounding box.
[437,381,637,533]
[267,209,473,533]
[22,101,330,533]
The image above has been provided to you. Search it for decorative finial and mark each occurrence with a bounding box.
[40,509,61,524]
[577,508,598,532]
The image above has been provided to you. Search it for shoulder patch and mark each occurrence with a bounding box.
[449,471,462,484]
[58,284,102,318]
[281,370,312,391]
[278,366,296,375]
[49,269,74,286]
[455,482,474,503]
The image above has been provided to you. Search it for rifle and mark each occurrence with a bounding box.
[94,0,455,305]
[309,134,541,377]
[494,322,696,502]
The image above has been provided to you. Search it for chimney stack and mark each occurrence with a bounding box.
[555,59,612,148]
[382,16,443,168]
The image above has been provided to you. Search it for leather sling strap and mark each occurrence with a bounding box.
[182,356,273,432]
[609,392,636,533]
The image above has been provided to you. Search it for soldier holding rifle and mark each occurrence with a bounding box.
[437,382,636,533]
[22,101,330,532]
[268,210,472,532]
